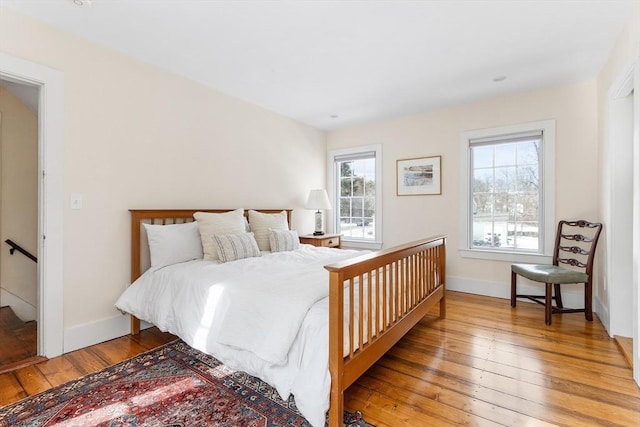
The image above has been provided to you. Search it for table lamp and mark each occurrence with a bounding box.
[305,189,331,235]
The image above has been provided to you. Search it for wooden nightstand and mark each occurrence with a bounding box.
[299,234,341,248]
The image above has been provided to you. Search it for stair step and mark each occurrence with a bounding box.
[0,306,38,367]
[0,305,29,329]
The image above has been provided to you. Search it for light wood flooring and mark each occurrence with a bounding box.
[1,291,638,426]
[0,306,38,371]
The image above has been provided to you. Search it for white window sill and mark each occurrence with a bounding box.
[342,240,383,251]
[459,248,552,264]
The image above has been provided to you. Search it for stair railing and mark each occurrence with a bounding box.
[4,239,37,263]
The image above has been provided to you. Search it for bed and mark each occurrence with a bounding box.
[117,208,446,427]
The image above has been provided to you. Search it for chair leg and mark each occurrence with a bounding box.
[585,280,593,321]
[545,283,553,325]
[554,283,564,308]
[511,271,517,307]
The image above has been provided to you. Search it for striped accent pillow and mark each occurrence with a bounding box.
[269,229,300,252]
[212,232,261,263]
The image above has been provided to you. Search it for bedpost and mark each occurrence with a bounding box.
[130,210,142,335]
[328,268,344,427]
[439,238,446,318]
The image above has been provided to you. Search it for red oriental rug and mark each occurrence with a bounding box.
[0,340,373,427]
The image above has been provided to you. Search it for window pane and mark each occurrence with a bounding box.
[473,168,494,193]
[340,177,352,197]
[352,197,363,217]
[494,143,516,167]
[494,166,516,192]
[517,165,539,191]
[352,177,364,196]
[517,141,539,165]
[340,161,354,177]
[339,198,351,217]
[473,145,493,168]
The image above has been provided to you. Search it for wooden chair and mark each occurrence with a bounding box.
[511,220,603,325]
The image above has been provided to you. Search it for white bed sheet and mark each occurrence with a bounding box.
[115,244,364,427]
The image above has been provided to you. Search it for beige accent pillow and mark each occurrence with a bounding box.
[194,209,246,260]
[248,210,289,251]
[212,232,261,263]
[269,229,300,252]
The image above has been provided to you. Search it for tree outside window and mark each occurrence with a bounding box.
[337,158,376,240]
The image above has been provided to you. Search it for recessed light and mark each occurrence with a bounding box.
[72,0,92,6]
[492,75,507,82]
[330,114,339,119]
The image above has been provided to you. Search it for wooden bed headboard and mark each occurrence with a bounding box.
[130,209,293,283]
[129,208,292,334]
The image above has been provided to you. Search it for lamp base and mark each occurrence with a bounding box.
[313,210,325,236]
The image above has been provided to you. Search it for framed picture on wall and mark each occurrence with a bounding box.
[396,155,442,196]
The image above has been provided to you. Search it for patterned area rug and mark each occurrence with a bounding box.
[0,340,374,427]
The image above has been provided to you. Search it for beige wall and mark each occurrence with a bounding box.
[328,80,599,294]
[0,8,326,336]
[0,88,38,313]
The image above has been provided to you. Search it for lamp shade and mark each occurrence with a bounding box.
[305,189,331,210]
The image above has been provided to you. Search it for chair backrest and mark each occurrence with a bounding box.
[552,220,603,276]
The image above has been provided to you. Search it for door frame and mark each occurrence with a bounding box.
[634,49,640,385]
[0,52,64,358]
[609,47,640,384]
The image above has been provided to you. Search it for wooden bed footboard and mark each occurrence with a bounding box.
[324,235,446,426]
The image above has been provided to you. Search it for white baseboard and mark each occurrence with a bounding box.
[594,296,611,335]
[0,288,36,321]
[447,275,587,309]
[63,314,153,353]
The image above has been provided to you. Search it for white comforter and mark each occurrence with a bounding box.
[115,244,364,427]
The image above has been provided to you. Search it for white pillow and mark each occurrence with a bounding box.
[143,221,203,268]
[194,209,246,261]
[248,210,289,251]
[269,229,300,252]
[212,232,261,263]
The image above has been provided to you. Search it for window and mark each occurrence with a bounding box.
[328,145,382,249]
[460,120,555,262]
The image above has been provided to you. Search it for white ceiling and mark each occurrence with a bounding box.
[2,0,635,130]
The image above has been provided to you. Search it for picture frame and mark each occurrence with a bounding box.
[396,155,442,196]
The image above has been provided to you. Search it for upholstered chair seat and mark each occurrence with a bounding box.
[511,264,588,284]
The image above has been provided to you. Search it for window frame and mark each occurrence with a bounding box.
[459,120,556,263]
[327,144,383,250]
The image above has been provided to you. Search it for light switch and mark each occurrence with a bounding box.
[70,193,83,209]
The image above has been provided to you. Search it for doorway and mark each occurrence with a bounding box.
[0,52,64,360]
[0,81,40,370]
[608,57,640,385]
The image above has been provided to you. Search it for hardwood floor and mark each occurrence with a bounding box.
[0,306,38,369]
[0,326,176,407]
[1,291,638,426]
[345,291,640,426]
